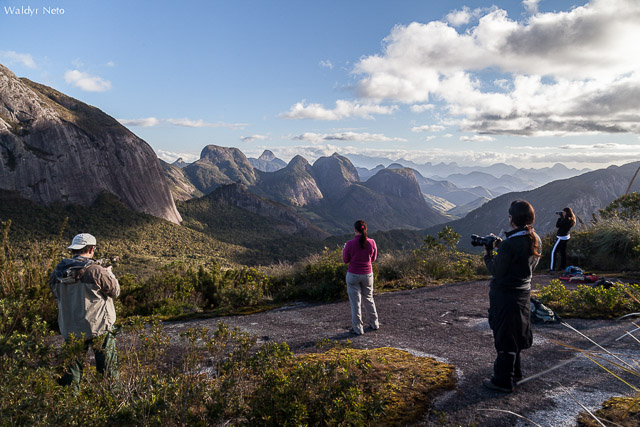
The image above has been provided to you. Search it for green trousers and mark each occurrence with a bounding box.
[60,331,119,388]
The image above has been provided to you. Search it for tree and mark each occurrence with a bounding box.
[599,193,640,220]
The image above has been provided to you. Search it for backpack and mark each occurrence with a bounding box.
[530,297,561,324]
[565,266,584,275]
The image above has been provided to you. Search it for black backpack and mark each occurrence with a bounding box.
[530,297,561,324]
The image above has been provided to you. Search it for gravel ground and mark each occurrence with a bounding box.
[164,273,640,426]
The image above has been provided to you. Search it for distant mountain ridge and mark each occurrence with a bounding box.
[171,145,449,233]
[429,161,640,250]
[0,64,181,224]
[347,154,588,192]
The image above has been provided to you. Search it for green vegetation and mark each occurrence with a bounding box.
[177,195,325,265]
[0,222,455,424]
[0,315,455,425]
[537,279,640,319]
[0,190,242,279]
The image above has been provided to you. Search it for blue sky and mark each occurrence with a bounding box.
[2,0,639,169]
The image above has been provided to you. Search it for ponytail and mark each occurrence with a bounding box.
[509,200,541,259]
[354,220,368,249]
[524,224,542,259]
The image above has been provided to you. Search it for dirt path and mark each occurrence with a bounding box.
[164,274,640,426]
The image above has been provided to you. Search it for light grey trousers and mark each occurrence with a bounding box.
[346,272,379,334]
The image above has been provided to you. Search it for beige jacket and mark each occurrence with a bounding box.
[49,256,120,340]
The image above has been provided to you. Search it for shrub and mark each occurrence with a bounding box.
[377,227,485,290]
[268,247,349,302]
[537,279,640,319]
[0,220,60,331]
[599,192,640,220]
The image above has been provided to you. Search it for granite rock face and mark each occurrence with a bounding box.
[257,155,324,207]
[184,145,258,194]
[160,160,204,202]
[311,153,360,201]
[210,183,329,239]
[0,65,181,224]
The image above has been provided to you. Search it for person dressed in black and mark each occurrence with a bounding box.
[550,207,576,272]
[483,200,542,393]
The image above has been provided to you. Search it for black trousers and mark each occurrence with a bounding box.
[488,289,532,387]
[551,238,568,271]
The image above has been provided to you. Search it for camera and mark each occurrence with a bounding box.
[471,234,502,249]
[555,211,563,215]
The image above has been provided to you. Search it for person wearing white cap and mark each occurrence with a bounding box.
[49,233,120,388]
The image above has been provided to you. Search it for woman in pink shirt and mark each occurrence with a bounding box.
[342,219,379,335]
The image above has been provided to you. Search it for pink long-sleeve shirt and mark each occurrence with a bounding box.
[342,237,377,274]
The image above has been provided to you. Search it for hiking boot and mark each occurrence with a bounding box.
[482,378,514,393]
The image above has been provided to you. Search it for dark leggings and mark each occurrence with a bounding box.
[550,238,568,271]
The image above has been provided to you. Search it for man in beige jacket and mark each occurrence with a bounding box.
[50,233,120,387]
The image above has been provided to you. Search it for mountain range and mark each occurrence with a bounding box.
[1,63,638,264]
[178,147,449,234]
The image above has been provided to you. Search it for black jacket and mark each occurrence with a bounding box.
[556,217,573,237]
[484,228,541,292]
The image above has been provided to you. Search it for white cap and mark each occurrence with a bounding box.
[67,233,97,250]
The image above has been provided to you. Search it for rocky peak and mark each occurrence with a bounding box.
[185,144,258,193]
[258,150,276,161]
[365,168,425,203]
[172,157,188,168]
[256,154,323,206]
[286,155,311,171]
[0,64,182,224]
[248,149,286,172]
[312,153,359,200]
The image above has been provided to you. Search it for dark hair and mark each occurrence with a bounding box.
[508,200,541,259]
[354,220,367,249]
[71,245,95,256]
[563,207,577,227]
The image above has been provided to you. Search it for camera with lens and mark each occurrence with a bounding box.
[556,211,563,215]
[471,234,502,249]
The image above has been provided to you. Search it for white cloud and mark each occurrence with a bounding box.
[523,0,540,15]
[319,60,333,70]
[460,135,496,142]
[411,125,445,132]
[241,134,269,142]
[252,142,637,169]
[353,0,640,137]
[293,131,406,144]
[156,149,199,163]
[446,6,495,27]
[410,104,435,113]
[117,117,247,129]
[446,7,472,26]
[424,136,437,141]
[118,117,160,127]
[280,99,398,120]
[64,69,111,92]
[0,50,36,68]
[106,61,116,67]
